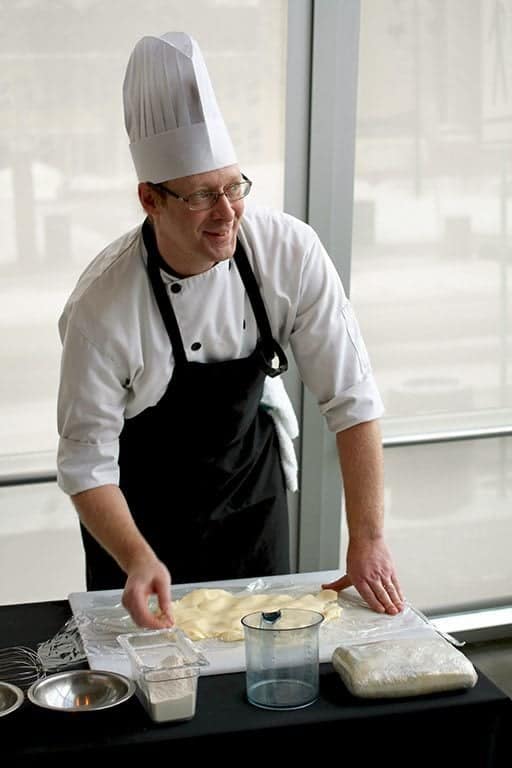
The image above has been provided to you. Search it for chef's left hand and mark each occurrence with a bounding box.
[322,537,404,615]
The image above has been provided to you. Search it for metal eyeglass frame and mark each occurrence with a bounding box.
[148,173,252,211]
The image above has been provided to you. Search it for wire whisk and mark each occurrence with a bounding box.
[0,645,45,690]
[0,616,87,691]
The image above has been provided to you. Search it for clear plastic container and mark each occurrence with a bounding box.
[117,628,209,723]
[241,608,324,710]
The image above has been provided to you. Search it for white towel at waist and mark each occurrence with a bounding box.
[260,375,299,493]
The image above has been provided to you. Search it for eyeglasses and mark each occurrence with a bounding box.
[149,173,252,211]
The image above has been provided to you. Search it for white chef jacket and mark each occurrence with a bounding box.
[57,205,383,496]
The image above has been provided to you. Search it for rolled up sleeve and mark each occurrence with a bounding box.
[57,323,127,495]
[290,235,384,433]
[57,437,120,496]
[319,373,384,433]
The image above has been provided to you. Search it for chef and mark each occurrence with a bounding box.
[57,32,404,628]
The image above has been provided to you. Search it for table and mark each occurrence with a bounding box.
[2,599,511,766]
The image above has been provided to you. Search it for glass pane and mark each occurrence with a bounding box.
[0,0,287,461]
[386,437,512,612]
[341,437,512,613]
[349,1,512,615]
[0,483,85,605]
[351,0,512,437]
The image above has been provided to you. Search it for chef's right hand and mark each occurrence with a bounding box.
[121,556,174,629]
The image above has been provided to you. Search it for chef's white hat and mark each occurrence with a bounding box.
[123,32,237,183]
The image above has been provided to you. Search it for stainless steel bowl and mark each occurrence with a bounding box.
[0,681,24,717]
[27,670,135,712]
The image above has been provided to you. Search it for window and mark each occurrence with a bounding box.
[0,0,287,603]
[349,0,512,612]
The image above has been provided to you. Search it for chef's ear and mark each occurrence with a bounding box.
[138,182,165,216]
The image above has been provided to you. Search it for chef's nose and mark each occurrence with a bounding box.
[211,191,236,216]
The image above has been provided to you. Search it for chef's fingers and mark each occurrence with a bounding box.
[350,580,384,613]
[385,574,405,607]
[131,598,172,629]
[321,574,352,592]
[155,583,174,627]
[122,579,172,629]
[364,579,402,615]
[323,572,404,615]
[123,592,161,628]
[392,574,406,604]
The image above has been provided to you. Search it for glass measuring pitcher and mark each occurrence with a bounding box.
[241,608,324,710]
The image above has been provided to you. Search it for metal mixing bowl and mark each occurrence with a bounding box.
[0,681,24,717]
[27,670,135,712]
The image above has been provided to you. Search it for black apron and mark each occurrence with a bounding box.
[81,220,290,589]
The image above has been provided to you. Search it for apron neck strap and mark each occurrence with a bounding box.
[142,218,187,366]
[234,242,288,377]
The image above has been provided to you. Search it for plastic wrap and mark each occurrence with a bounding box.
[332,631,478,698]
[69,578,463,679]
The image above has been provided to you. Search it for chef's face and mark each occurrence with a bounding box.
[141,165,245,277]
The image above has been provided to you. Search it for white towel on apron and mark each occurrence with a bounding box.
[261,376,299,492]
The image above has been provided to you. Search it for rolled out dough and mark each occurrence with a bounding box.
[172,588,341,641]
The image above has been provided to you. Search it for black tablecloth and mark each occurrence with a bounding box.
[2,600,511,766]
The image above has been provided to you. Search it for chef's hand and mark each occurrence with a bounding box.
[322,537,404,616]
[121,556,174,629]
